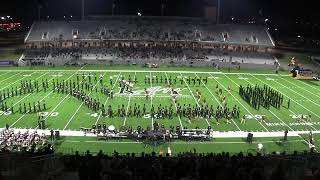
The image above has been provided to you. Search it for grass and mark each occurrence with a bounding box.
[53,136,309,155]
[1,65,320,155]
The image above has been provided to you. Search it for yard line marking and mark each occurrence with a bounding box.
[0,69,290,76]
[180,72,210,126]
[0,72,21,83]
[250,75,318,130]
[295,79,320,93]
[215,74,269,131]
[278,76,320,99]
[164,72,184,129]
[123,72,136,126]
[94,72,122,125]
[252,75,320,119]
[0,72,33,91]
[272,77,320,109]
[41,74,90,126]
[150,72,154,130]
[0,71,10,78]
[63,72,107,130]
[237,74,316,132]
[194,73,241,131]
[10,67,86,128]
[12,72,50,106]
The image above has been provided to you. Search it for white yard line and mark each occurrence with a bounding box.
[180,73,210,126]
[12,72,50,106]
[94,72,122,125]
[194,73,241,131]
[150,72,154,130]
[272,78,320,109]
[10,68,84,128]
[0,69,290,76]
[296,79,320,93]
[0,72,21,83]
[236,74,316,146]
[250,75,318,130]
[278,76,320,99]
[215,74,269,131]
[123,72,136,126]
[0,71,10,78]
[63,72,107,130]
[252,75,320,119]
[164,72,184,129]
[0,72,32,90]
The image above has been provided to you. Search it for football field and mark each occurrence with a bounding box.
[1,66,320,155]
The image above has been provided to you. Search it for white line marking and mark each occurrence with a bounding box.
[0,72,21,83]
[0,71,10,78]
[12,72,50,106]
[252,75,320,119]
[251,75,318,130]
[217,74,269,131]
[278,76,320,99]
[0,69,290,76]
[94,72,122,125]
[123,72,136,126]
[164,72,184,129]
[10,66,87,128]
[1,72,37,91]
[180,72,210,126]
[237,74,316,145]
[150,72,154,129]
[63,72,107,130]
[194,73,241,131]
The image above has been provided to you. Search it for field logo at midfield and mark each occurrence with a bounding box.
[117,86,187,96]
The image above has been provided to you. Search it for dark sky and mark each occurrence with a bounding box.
[0,0,319,24]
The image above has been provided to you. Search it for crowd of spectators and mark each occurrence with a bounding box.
[22,44,274,66]
[62,150,320,180]
[1,140,320,180]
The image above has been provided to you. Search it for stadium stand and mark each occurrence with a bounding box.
[21,16,277,68]
[25,16,274,47]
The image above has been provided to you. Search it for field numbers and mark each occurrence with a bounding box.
[90,113,99,118]
[0,111,12,116]
[289,114,309,119]
[38,112,59,117]
[244,115,265,119]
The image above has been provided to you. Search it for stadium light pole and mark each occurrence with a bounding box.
[161,2,165,16]
[112,0,116,16]
[81,0,85,20]
[217,0,220,24]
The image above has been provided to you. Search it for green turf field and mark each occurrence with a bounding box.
[1,66,320,155]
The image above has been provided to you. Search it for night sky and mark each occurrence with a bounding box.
[0,0,319,24]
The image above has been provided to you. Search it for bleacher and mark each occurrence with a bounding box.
[25,16,274,47]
